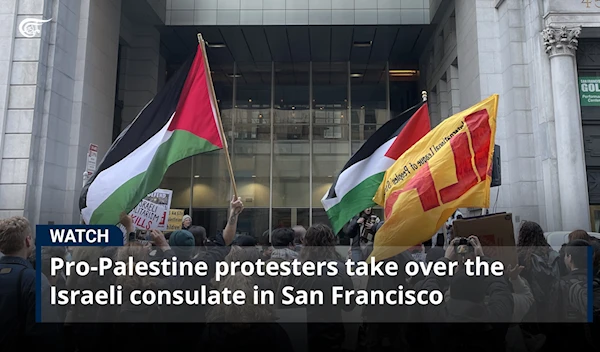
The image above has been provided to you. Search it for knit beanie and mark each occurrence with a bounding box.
[168,230,195,259]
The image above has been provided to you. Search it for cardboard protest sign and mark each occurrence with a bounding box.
[451,212,517,267]
[167,209,185,232]
[129,189,173,231]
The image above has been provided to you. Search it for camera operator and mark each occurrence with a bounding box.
[344,208,380,262]
[416,235,513,352]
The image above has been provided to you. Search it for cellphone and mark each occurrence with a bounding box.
[137,240,151,246]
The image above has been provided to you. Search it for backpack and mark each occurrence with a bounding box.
[528,252,561,320]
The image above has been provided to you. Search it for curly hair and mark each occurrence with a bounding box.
[517,221,550,264]
[300,223,342,261]
[0,216,32,255]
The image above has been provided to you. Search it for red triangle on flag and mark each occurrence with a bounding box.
[384,104,431,160]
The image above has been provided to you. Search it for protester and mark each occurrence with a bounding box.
[188,225,207,247]
[204,247,292,352]
[270,228,298,262]
[554,239,597,349]
[168,229,196,260]
[284,224,355,352]
[517,221,560,321]
[516,221,561,350]
[568,229,592,242]
[182,214,192,230]
[259,229,272,260]
[292,225,306,252]
[0,216,62,350]
[418,236,513,352]
[344,208,380,262]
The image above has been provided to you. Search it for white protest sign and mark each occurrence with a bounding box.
[129,189,173,231]
[86,143,98,176]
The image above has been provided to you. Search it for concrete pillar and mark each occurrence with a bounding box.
[543,26,591,231]
[120,26,160,129]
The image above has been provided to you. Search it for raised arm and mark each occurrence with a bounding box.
[223,196,244,246]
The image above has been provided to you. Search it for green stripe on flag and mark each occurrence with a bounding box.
[327,171,385,235]
[89,130,220,225]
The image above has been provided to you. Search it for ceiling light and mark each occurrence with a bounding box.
[252,175,256,178]
[350,73,363,78]
[194,175,200,178]
[291,106,295,110]
[353,41,372,47]
[248,98,252,102]
[389,70,417,74]
[389,70,420,77]
[327,175,333,178]
[207,42,226,48]
[227,74,241,78]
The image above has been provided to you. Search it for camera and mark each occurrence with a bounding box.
[453,237,473,255]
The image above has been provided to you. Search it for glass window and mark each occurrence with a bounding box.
[273,62,310,228]
[233,62,271,238]
[312,62,349,230]
[351,63,388,152]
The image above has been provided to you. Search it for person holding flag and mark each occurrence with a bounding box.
[371,95,499,261]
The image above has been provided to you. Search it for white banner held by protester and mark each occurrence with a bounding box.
[129,189,173,231]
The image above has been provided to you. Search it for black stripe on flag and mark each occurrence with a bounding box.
[326,101,425,200]
[79,51,196,211]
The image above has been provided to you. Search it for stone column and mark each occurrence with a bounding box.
[543,26,591,231]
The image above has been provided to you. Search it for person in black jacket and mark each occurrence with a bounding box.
[283,224,355,352]
[418,236,513,352]
[0,216,63,351]
[344,208,380,262]
[556,240,596,349]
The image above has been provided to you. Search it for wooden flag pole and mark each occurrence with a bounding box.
[197,33,239,199]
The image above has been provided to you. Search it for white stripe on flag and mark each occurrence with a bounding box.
[321,138,396,210]
[81,114,175,223]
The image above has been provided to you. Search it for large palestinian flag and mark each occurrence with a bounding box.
[80,43,223,225]
[322,102,430,234]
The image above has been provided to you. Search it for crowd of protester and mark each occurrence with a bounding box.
[1,200,600,352]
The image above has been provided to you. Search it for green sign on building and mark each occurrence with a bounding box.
[579,77,600,106]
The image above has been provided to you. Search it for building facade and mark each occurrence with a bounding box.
[0,0,598,237]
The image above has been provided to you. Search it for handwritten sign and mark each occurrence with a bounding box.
[129,189,173,231]
[167,209,185,232]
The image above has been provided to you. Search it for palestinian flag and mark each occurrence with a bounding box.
[322,102,431,234]
[80,43,223,225]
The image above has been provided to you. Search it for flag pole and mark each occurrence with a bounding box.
[197,33,239,199]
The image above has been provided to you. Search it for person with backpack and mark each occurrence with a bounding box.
[516,221,561,350]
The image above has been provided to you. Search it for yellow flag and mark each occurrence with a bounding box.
[371,95,499,261]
